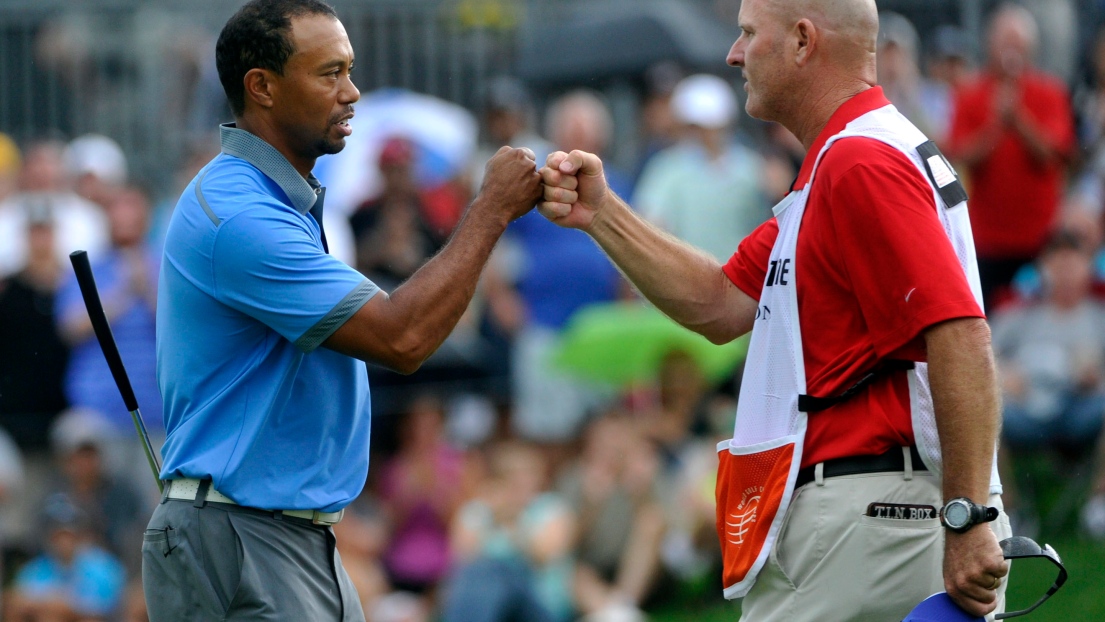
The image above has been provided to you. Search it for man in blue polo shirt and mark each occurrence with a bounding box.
[142,1,540,620]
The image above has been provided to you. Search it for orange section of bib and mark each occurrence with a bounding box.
[715,442,795,589]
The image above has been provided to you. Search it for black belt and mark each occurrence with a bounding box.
[795,446,926,489]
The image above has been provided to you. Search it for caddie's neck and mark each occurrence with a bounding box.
[786,72,875,151]
[235,114,317,178]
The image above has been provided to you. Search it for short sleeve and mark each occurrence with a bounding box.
[211,203,379,352]
[821,140,983,356]
[723,218,778,301]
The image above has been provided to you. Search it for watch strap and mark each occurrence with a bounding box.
[941,497,999,533]
[981,505,999,524]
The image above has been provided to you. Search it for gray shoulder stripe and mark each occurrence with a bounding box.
[195,168,221,226]
[295,279,379,353]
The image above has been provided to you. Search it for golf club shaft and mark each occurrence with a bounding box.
[69,250,164,493]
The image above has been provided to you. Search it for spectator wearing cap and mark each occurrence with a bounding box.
[946,4,1076,309]
[6,493,126,622]
[47,407,146,574]
[0,139,109,278]
[349,137,444,292]
[64,134,128,209]
[632,74,770,262]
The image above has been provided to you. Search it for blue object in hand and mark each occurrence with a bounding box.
[903,593,985,622]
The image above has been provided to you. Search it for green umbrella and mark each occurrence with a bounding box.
[552,302,748,386]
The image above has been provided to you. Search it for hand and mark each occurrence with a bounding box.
[538,150,610,230]
[475,146,541,223]
[124,249,151,298]
[943,523,1010,617]
[995,80,1018,126]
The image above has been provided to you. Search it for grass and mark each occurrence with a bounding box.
[649,536,1105,620]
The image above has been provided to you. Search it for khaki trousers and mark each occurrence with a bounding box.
[740,467,1010,622]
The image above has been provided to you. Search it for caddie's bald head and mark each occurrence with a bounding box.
[774,0,879,54]
[728,0,879,140]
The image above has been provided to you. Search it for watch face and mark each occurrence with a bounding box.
[945,501,970,528]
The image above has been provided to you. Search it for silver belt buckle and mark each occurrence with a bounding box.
[311,509,344,525]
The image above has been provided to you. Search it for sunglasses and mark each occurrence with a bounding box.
[994,536,1068,620]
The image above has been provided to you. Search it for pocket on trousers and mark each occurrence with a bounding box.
[857,514,943,620]
[142,517,232,621]
[144,526,180,558]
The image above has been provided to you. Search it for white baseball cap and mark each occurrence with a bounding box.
[670,74,738,129]
[63,133,128,185]
[50,406,114,455]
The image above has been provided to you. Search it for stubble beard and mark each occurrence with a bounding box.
[315,135,346,156]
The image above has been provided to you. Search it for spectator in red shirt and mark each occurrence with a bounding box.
[946,4,1075,309]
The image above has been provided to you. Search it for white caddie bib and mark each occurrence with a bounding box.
[714,103,1002,599]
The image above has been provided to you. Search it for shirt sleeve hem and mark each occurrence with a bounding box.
[722,262,762,301]
[871,299,985,358]
[295,279,380,353]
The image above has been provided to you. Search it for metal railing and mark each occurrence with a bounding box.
[0,0,521,191]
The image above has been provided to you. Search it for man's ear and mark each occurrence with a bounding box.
[243,68,276,110]
[794,18,817,67]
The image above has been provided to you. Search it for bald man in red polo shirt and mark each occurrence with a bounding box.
[946,4,1075,309]
[537,0,1010,619]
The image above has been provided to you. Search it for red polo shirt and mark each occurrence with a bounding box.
[946,71,1074,259]
[723,87,984,468]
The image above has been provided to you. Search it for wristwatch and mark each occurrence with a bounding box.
[940,497,999,533]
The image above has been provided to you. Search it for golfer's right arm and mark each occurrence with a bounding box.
[539,149,757,344]
[324,147,541,373]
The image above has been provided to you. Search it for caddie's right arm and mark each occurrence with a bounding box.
[538,149,757,345]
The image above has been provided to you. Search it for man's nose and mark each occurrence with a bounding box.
[341,77,360,104]
[727,41,744,67]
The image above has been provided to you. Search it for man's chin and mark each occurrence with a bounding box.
[744,99,770,123]
[316,138,346,156]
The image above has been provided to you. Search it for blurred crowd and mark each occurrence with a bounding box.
[2,4,1105,621]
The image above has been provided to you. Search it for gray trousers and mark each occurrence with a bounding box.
[142,499,365,621]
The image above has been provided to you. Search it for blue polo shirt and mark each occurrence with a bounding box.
[156,125,379,512]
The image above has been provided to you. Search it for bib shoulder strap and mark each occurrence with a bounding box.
[798,360,916,413]
[915,140,968,209]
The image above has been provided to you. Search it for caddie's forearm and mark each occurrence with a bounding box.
[926,318,1001,503]
[587,193,738,341]
[379,199,508,371]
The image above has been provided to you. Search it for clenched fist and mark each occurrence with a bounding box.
[476,146,542,223]
[537,150,611,230]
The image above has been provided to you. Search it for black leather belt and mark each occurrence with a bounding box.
[795,446,926,489]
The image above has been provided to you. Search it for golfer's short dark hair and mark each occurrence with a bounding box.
[216,0,338,117]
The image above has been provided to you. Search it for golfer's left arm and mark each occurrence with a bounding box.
[925,317,1010,617]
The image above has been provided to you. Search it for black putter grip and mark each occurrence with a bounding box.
[69,250,139,412]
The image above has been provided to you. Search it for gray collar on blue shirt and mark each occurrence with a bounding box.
[219,123,321,215]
